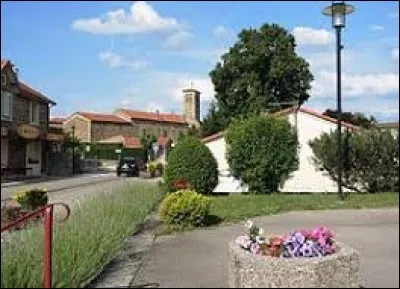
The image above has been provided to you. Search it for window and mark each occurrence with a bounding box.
[1,90,12,121]
[30,101,40,125]
[1,74,6,86]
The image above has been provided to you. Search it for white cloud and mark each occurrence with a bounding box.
[98,51,149,70]
[146,101,165,112]
[392,48,399,61]
[72,1,183,35]
[163,30,192,49]
[292,27,334,46]
[369,25,384,31]
[169,74,215,102]
[311,70,399,98]
[213,25,230,37]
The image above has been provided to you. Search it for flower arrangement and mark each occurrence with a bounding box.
[11,187,48,211]
[235,220,337,258]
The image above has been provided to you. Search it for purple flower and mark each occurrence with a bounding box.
[250,242,261,256]
[236,235,252,250]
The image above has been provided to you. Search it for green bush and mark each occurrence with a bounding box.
[226,115,298,194]
[12,188,48,211]
[164,136,218,194]
[309,128,399,193]
[159,189,211,227]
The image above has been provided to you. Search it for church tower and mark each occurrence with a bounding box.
[183,88,201,128]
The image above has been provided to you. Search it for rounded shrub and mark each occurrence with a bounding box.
[158,190,211,227]
[226,115,298,194]
[164,136,218,194]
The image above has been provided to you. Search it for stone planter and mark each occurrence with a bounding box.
[228,241,363,288]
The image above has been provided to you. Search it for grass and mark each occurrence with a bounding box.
[1,181,163,288]
[210,192,399,222]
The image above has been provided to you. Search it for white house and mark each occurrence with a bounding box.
[202,106,358,193]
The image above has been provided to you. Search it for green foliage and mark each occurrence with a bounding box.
[159,190,211,228]
[11,188,48,211]
[1,182,163,288]
[309,128,399,193]
[226,115,298,194]
[86,143,146,161]
[200,101,229,138]
[141,134,158,161]
[323,109,377,128]
[164,136,218,194]
[203,23,313,135]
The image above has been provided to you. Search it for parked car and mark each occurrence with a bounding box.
[116,157,139,177]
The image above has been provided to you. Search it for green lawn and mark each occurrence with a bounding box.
[1,181,163,288]
[210,192,399,222]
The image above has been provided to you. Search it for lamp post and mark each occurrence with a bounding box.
[323,1,354,200]
[71,125,75,175]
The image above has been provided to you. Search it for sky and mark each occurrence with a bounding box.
[1,1,399,121]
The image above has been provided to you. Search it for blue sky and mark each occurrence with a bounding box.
[1,1,399,121]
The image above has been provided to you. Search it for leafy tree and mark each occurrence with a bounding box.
[226,115,298,194]
[323,109,377,128]
[141,134,157,161]
[206,23,313,131]
[164,136,218,194]
[309,129,399,193]
[200,101,229,137]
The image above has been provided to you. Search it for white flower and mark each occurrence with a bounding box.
[258,228,265,236]
[244,219,254,230]
[256,236,266,245]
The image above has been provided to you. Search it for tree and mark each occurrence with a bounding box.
[164,136,218,194]
[309,129,399,193]
[200,101,229,137]
[323,109,377,128]
[206,23,313,130]
[140,134,157,161]
[226,115,298,194]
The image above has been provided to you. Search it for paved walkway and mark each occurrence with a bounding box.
[117,208,398,288]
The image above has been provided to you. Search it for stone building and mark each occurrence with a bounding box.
[1,59,62,178]
[62,88,201,144]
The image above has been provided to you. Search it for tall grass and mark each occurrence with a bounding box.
[1,181,163,288]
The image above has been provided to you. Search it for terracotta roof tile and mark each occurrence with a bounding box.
[124,136,143,149]
[77,112,132,124]
[18,82,56,105]
[202,131,225,143]
[116,109,186,124]
[1,59,9,70]
[50,117,66,124]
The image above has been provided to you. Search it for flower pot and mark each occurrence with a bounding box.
[228,241,363,288]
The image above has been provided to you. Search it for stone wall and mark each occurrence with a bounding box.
[64,116,90,143]
[91,122,137,142]
[228,241,363,288]
[130,119,188,141]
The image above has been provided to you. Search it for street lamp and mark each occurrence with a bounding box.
[71,125,75,175]
[323,1,355,200]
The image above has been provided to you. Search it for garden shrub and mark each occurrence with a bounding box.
[226,115,298,194]
[309,128,399,193]
[164,136,218,194]
[12,188,48,210]
[158,189,211,227]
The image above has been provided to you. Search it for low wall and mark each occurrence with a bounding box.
[228,241,363,288]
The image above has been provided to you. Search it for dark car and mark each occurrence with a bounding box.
[116,157,139,177]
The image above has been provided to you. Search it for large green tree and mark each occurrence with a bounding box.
[203,23,313,137]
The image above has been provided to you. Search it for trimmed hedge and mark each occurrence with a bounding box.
[85,143,146,161]
[158,189,211,228]
[164,136,218,194]
[226,115,298,194]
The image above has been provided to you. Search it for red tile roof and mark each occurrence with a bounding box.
[275,106,358,129]
[116,109,186,124]
[202,106,358,143]
[50,117,67,124]
[77,112,132,124]
[1,59,10,70]
[2,59,56,105]
[124,136,143,149]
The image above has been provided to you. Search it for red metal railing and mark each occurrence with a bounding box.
[1,203,70,288]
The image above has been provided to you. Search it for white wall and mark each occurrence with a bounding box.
[205,137,248,193]
[205,111,348,193]
[1,138,8,167]
[26,141,42,176]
